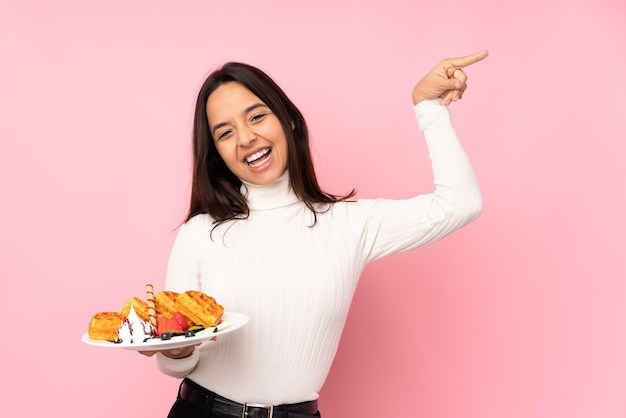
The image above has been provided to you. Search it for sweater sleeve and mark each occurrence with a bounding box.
[360,98,483,263]
[154,216,211,378]
[164,215,209,293]
[155,348,200,378]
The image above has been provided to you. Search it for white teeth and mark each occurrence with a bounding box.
[245,148,270,163]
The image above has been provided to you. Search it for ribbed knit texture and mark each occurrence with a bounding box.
[156,98,482,405]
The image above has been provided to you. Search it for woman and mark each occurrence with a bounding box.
[146,50,488,418]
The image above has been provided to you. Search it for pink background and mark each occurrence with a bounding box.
[1,0,625,417]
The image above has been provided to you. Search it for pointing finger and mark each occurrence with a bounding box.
[445,50,489,69]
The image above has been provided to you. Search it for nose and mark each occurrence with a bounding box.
[237,126,257,146]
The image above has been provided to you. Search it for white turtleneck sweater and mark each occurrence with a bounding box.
[156,99,482,405]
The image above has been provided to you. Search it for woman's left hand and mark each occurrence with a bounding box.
[412,50,489,106]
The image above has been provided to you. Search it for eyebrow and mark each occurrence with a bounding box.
[211,103,269,136]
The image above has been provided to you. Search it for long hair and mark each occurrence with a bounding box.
[186,62,355,226]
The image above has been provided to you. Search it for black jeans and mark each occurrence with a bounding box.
[167,396,211,418]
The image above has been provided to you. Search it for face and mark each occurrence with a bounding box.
[206,81,289,186]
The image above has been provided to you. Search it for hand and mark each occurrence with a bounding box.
[412,50,489,106]
[139,344,199,358]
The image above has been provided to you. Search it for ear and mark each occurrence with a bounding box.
[291,121,295,130]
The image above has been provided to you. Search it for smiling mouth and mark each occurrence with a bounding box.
[245,148,272,167]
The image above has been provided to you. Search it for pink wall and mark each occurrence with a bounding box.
[2,0,625,417]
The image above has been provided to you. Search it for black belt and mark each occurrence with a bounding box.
[178,378,319,418]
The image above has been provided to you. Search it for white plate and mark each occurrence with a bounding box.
[82,311,249,351]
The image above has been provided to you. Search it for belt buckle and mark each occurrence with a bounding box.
[242,403,274,418]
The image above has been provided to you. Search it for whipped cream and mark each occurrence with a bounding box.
[116,304,155,344]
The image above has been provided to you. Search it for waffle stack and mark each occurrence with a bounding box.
[87,287,224,342]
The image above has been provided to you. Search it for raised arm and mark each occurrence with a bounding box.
[355,51,489,263]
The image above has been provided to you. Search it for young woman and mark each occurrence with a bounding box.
[145,50,488,418]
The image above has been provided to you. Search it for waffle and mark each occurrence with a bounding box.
[120,296,150,322]
[155,291,179,318]
[175,290,224,328]
[88,312,126,342]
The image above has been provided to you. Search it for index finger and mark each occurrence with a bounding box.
[446,50,489,69]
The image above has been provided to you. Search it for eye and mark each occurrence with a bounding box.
[216,129,233,141]
[250,113,267,123]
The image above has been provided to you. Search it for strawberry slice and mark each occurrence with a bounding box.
[166,312,189,332]
[156,314,169,335]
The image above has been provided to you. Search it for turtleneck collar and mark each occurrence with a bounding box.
[240,170,300,211]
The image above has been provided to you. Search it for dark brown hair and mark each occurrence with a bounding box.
[186,62,354,226]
